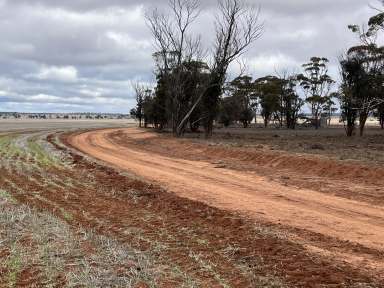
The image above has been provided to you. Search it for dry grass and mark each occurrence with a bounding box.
[0,131,289,287]
[0,189,158,287]
[0,133,159,287]
[0,129,380,287]
[185,127,384,165]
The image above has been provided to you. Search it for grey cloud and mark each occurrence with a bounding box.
[0,0,379,113]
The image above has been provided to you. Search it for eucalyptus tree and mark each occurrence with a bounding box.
[347,23,384,136]
[226,75,257,128]
[367,1,384,129]
[254,74,303,129]
[338,53,363,136]
[283,79,304,130]
[378,104,384,129]
[324,96,337,126]
[367,1,384,35]
[131,82,146,127]
[200,0,263,136]
[218,94,242,127]
[150,58,210,131]
[254,76,281,127]
[146,0,202,136]
[146,0,263,137]
[297,57,335,129]
[275,71,303,129]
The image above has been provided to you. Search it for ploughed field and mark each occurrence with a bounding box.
[0,122,383,287]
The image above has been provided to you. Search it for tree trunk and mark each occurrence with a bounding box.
[314,117,320,130]
[201,71,225,138]
[346,124,354,137]
[204,121,213,138]
[359,113,368,137]
[264,118,268,128]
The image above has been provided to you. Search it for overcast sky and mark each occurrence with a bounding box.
[0,0,378,113]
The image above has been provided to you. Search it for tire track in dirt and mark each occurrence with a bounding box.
[68,128,384,274]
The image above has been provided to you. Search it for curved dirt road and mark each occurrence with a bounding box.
[68,128,384,273]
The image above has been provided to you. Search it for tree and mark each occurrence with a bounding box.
[297,57,335,129]
[151,73,169,130]
[367,1,384,36]
[374,104,384,129]
[175,0,263,137]
[324,96,338,126]
[347,24,384,136]
[254,76,281,127]
[376,103,384,129]
[146,0,202,136]
[367,2,384,130]
[253,74,303,129]
[275,71,304,129]
[146,0,263,137]
[218,95,242,127]
[338,53,365,137]
[201,0,263,136]
[180,60,211,132]
[131,83,146,127]
[142,89,154,128]
[226,75,257,128]
[130,108,137,119]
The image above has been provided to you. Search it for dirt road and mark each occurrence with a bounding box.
[68,128,384,274]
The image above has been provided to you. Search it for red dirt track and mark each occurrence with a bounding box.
[68,128,384,277]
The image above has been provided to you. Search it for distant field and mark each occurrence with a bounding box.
[0,119,135,132]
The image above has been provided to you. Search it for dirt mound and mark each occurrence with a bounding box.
[110,129,384,187]
[106,129,384,206]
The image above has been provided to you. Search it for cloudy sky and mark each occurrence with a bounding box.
[0,0,378,113]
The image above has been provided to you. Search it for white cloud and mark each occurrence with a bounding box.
[29,93,61,101]
[247,53,300,77]
[79,87,105,97]
[283,29,317,41]
[36,66,78,83]
[105,31,150,50]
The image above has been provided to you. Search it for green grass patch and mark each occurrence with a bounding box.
[0,135,23,159]
[26,137,58,167]
[0,190,17,204]
[60,208,73,222]
[7,245,22,288]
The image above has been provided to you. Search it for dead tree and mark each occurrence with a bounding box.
[146,0,263,137]
[179,0,263,137]
[146,0,202,136]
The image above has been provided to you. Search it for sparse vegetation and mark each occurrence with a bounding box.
[1,124,381,286]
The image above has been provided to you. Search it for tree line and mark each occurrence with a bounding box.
[338,1,384,136]
[131,0,384,137]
